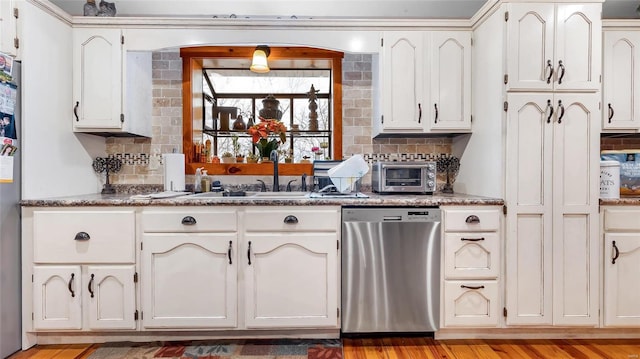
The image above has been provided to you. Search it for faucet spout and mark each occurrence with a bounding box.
[270,149,279,192]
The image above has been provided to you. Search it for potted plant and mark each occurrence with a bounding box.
[220,151,235,163]
[247,117,287,161]
[246,153,260,164]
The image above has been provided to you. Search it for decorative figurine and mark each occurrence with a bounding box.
[83,0,99,16]
[97,0,116,17]
[307,84,320,132]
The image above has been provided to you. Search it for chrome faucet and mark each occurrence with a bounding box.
[270,149,279,192]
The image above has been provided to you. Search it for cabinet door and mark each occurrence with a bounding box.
[33,266,82,330]
[505,93,553,325]
[604,234,640,327]
[554,4,601,91]
[86,265,136,330]
[381,32,425,131]
[443,281,499,327]
[72,28,123,130]
[0,0,16,57]
[244,233,338,328]
[506,3,555,91]
[602,31,640,130]
[551,93,599,326]
[429,31,471,131]
[141,233,237,329]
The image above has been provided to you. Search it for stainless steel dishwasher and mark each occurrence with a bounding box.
[341,207,441,334]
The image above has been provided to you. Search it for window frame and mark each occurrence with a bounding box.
[181,46,344,175]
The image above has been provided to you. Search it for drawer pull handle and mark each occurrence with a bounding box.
[284,215,298,224]
[461,285,485,290]
[68,273,75,298]
[181,216,197,225]
[461,237,485,242]
[88,274,95,298]
[228,241,232,265]
[465,215,480,224]
[74,232,90,241]
[247,241,252,266]
[612,240,620,265]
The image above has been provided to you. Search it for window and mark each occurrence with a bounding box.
[181,47,344,175]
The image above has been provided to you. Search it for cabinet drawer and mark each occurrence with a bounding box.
[243,207,340,232]
[442,281,499,327]
[142,208,237,233]
[444,233,499,280]
[33,210,135,263]
[603,208,640,231]
[443,208,500,232]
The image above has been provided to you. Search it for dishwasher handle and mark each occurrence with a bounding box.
[383,216,403,221]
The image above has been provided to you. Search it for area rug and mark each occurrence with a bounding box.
[86,339,343,359]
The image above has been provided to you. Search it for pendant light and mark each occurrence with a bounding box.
[250,45,270,73]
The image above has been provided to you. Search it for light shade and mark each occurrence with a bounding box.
[250,46,270,73]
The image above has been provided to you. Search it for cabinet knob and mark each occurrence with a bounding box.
[74,231,90,241]
[284,215,299,224]
[465,215,480,224]
[181,216,197,225]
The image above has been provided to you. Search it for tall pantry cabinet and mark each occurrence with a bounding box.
[465,0,602,328]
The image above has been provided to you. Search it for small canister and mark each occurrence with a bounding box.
[600,160,620,199]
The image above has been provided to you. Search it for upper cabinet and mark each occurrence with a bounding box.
[72,28,152,137]
[602,30,640,131]
[506,3,601,92]
[0,0,17,57]
[373,30,471,137]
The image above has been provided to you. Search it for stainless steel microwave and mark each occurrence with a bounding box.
[372,161,437,194]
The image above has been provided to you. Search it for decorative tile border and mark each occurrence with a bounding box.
[109,152,453,167]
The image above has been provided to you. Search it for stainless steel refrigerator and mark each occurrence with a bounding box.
[0,60,21,358]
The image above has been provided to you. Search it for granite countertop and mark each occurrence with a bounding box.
[600,197,640,205]
[20,191,504,207]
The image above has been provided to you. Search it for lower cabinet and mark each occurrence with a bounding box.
[33,265,136,331]
[602,207,640,327]
[441,206,502,328]
[141,233,238,329]
[139,206,341,331]
[244,233,338,328]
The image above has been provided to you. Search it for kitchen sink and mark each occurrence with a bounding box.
[182,191,310,199]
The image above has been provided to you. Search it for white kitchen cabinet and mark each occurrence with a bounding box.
[506,3,601,92]
[602,207,640,327]
[602,30,640,131]
[504,93,599,326]
[441,206,501,328]
[140,208,238,329]
[72,28,151,137]
[0,0,17,57]
[374,30,471,136]
[243,206,340,329]
[379,31,425,132]
[29,208,138,332]
[429,31,472,131]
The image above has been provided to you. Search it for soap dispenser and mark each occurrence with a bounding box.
[201,170,211,192]
[194,167,203,193]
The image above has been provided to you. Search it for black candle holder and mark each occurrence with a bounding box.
[92,157,122,194]
[437,155,460,194]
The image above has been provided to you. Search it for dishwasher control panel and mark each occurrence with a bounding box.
[342,207,441,222]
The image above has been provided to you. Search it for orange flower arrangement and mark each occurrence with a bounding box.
[247,118,287,159]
